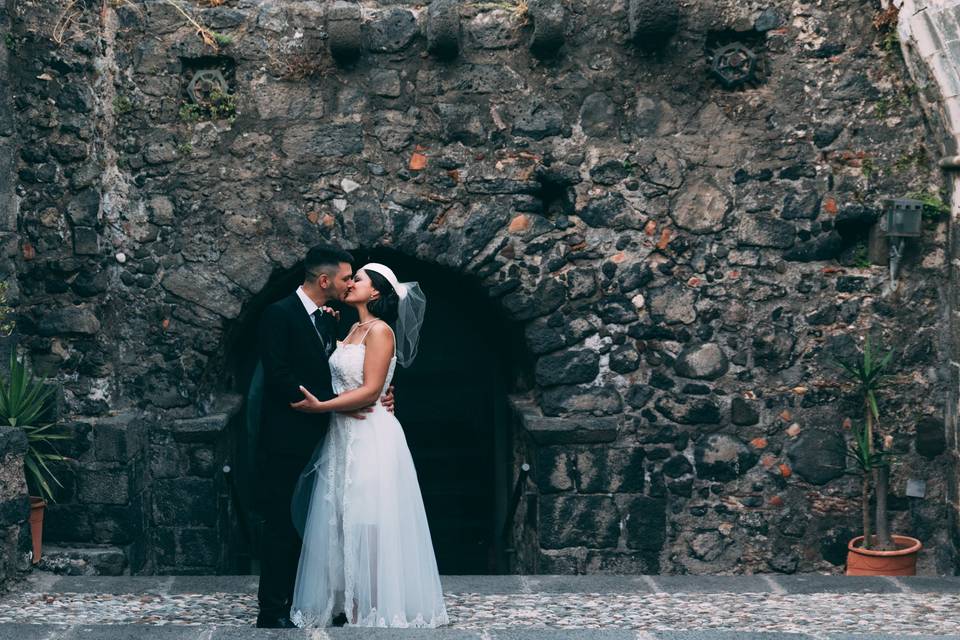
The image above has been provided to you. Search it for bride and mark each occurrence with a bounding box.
[287,263,448,628]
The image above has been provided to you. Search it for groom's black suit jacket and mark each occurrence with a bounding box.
[257,292,337,459]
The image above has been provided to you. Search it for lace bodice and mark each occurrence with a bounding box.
[329,342,397,396]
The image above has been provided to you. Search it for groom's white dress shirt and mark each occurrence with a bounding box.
[296,286,319,317]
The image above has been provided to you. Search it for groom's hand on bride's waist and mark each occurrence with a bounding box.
[381,385,395,413]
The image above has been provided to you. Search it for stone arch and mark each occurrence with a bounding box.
[204,243,541,574]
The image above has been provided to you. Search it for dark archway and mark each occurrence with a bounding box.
[220,248,527,574]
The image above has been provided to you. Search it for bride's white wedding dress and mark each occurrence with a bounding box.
[290,326,448,628]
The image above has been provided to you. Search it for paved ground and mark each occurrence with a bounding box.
[0,574,958,639]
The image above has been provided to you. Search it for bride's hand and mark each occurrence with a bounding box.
[290,386,326,413]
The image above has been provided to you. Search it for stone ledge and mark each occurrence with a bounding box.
[23,574,960,597]
[36,545,126,577]
[0,625,957,640]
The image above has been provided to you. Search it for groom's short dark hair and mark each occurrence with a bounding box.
[304,244,353,281]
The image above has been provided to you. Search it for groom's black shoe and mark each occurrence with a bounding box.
[256,614,296,629]
[332,612,348,627]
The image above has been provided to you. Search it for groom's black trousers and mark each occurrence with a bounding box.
[257,451,312,619]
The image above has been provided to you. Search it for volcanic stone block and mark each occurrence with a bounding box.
[327,1,362,62]
[916,415,946,458]
[524,318,567,354]
[673,343,729,380]
[66,189,100,226]
[36,305,101,336]
[92,413,142,463]
[176,527,219,567]
[738,215,797,249]
[436,103,485,146]
[661,454,693,478]
[161,267,243,319]
[671,181,731,234]
[539,494,619,549]
[72,227,99,256]
[171,413,230,444]
[153,478,217,527]
[654,394,721,425]
[578,193,633,228]
[622,495,666,551]
[730,397,760,426]
[628,0,679,49]
[501,278,565,321]
[535,349,600,386]
[512,101,564,140]
[647,284,697,324]
[610,345,640,373]
[77,470,129,505]
[783,231,844,262]
[540,385,624,416]
[528,0,565,58]
[366,7,418,52]
[522,415,620,445]
[786,429,845,484]
[281,123,364,160]
[575,447,645,493]
[535,447,574,492]
[427,0,461,59]
[580,93,618,138]
[694,434,758,481]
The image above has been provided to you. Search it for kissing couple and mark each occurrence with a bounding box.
[254,244,448,629]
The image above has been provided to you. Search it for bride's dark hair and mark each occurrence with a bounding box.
[364,269,400,324]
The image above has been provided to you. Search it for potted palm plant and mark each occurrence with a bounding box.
[0,353,69,564]
[835,335,921,575]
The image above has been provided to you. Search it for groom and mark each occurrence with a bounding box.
[255,243,393,628]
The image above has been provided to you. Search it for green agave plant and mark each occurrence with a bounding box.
[0,353,70,502]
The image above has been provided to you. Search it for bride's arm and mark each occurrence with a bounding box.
[290,322,395,414]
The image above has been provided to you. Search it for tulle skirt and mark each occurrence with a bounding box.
[290,406,448,628]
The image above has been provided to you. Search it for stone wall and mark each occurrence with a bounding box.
[4,0,958,574]
[897,0,960,572]
[0,426,29,590]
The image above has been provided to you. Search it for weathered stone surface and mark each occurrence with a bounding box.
[694,434,758,481]
[523,415,620,444]
[580,92,618,138]
[655,394,722,425]
[328,1,362,61]
[916,415,946,458]
[540,385,624,416]
[528,0,565,58]
[628,0,679,49]
[535,349,600,386]
[578,193,640,229]
[65,189,100,226]
[281,123,364,160]
[365,7,418,52]
[673,343,729,380]
[161,268,242,319]
[647,284,697,324]
[575,447,645,493]
[622,495,667,552]
[512,101,564,140]
[535,447,574,492]
[36,305,101,336]
[539,494,619,548]
[77,471,129,505]
[731,397,760,426]
[426,0,461,59]
[436,103,486,146]
[738,215,796,249]
[670,181,729,233]
[787,429,846,485]
[501,278,565,320]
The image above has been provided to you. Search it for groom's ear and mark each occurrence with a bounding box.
[317,272,330,289]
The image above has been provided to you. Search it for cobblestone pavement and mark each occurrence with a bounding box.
[0,574,958,639]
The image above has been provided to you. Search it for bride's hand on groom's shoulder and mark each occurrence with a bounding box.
[320,305,340,320]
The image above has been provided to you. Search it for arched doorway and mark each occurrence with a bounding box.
[221,249,525,575]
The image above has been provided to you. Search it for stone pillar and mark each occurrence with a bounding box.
[0,427,29,589]
[898,0,960,563]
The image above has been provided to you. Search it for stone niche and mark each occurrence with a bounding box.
[4,0,957,576]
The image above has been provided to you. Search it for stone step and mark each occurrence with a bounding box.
[0,625,956,640]
[35,545,126,577]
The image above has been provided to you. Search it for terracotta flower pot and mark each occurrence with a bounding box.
[846,534,921,576]
[28,496,46,565]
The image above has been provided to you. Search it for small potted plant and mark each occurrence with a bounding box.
[835,335,921,575]
[0,353,69,564]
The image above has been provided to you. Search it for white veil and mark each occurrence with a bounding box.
[358,263,425,368]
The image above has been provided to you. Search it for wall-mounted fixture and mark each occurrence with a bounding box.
[884,198,923,284]
[187,69,228,104]
[708,42,758,89]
